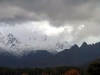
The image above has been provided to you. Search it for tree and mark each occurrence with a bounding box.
[64,69,80,75]
[41,72,48,75]
[87,61,100,75]
[21,73,28,75]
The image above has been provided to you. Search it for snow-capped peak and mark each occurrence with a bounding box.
[6,33,20,45]
[55,41,70,52]
[0,33,30,56]
[0,32,71,56]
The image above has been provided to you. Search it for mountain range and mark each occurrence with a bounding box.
[0,32,100,68]
[0,32,70,56]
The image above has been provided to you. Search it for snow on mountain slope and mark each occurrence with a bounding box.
[0,33,30,56]
[56,41,70,52]
[0,32,71,56]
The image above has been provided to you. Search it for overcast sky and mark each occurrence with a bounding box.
[0,0,100,46]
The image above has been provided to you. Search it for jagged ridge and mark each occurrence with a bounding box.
[0,32,70,56]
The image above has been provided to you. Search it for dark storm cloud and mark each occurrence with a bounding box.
[0,0,99,25]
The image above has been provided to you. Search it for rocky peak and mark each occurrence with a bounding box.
[56,41,70,51]
[71,44,79,49]
[80,42,88,48]
[7,34,15,39]
[6,33,20,44]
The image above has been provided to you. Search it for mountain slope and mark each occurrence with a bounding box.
[0,32,100,68]
[0,41,100,68]
[53,42,100,66]
[0,32,70,55]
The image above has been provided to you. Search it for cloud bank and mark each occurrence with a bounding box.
[0,0,99,24]
[0,0,99,46]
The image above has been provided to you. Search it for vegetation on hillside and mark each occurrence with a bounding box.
[0,66,86,75]
[87,61,100,75]
[0,61,100,75]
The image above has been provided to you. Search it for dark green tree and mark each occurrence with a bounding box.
[87,61,100,75]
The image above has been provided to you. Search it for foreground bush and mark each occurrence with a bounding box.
[64,69,80,75]
[87,61,100,75]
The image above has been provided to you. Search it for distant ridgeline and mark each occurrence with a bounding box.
[0,40,100,68]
